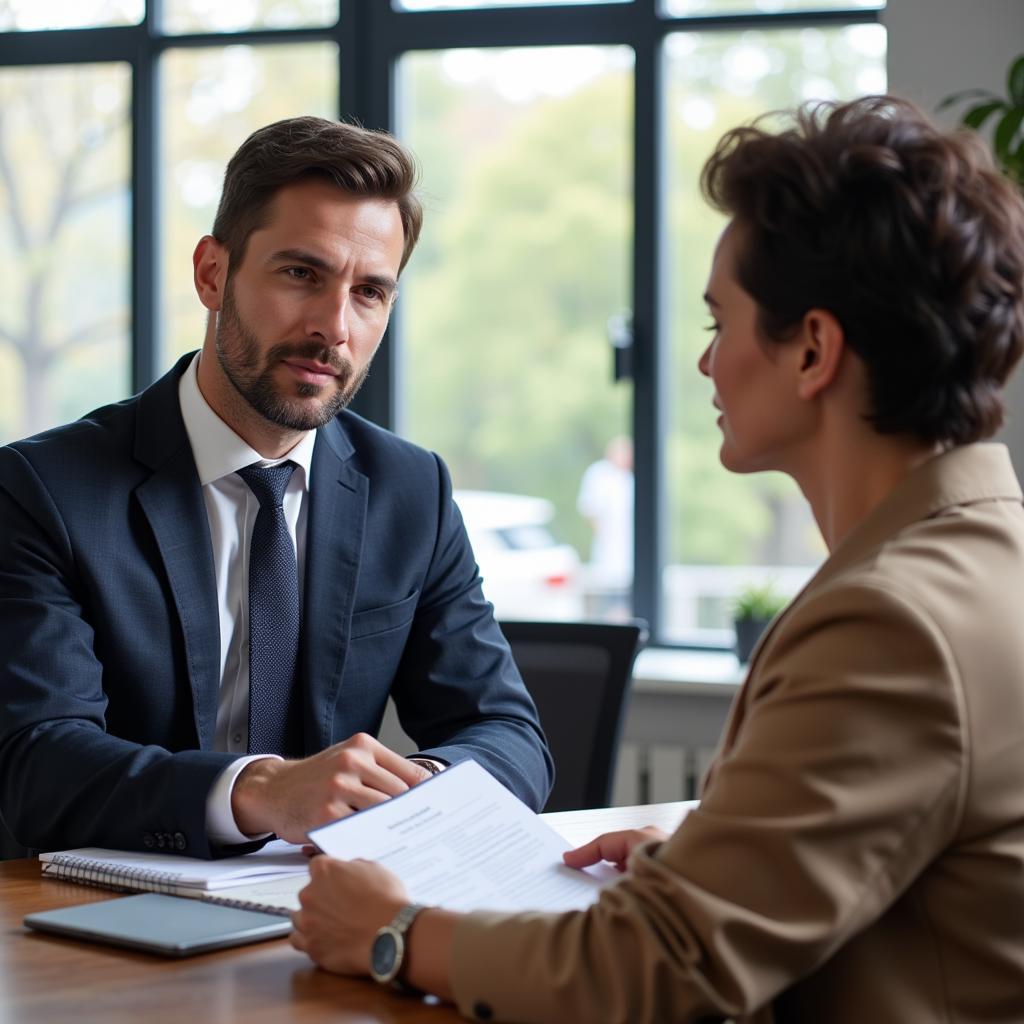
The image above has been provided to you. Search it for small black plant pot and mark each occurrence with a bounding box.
[734,616,770,664]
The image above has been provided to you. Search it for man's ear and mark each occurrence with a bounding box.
[193,235,229,312]
[795,308,845,401]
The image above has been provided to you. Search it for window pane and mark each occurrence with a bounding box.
[662,0,882,15]
[0,63,130,444]
[397,46,634,623]
[162,0,337,34]
[0,0,142,29]
[160,43,338,367]
[663,23,886,645]
[396,1,626,9]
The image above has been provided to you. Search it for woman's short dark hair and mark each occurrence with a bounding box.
[212,115,422,274]
[701,95,1024,446]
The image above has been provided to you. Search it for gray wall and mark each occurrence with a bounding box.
[884,0,1024,471]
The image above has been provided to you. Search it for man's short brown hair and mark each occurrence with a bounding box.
[701,95,1024,446]
[212,115,423,274]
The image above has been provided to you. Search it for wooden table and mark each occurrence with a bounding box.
[0,859,462,1023]
[2,804,692,1022]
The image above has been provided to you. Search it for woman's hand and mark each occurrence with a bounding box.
[563,825,669,873]
[290,855,408,975]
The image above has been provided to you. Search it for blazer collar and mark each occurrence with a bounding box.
[739,444,1020,676]
[132,353,221,747]
[809,443,1021,593]
[710,444,1022,774]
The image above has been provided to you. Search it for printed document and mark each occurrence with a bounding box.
[309,760,619,913]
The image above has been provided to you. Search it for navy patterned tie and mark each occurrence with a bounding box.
[237,461,303,757]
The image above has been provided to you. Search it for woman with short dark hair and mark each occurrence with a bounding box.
[701,94,1024,448]
[291,96,1024,1023]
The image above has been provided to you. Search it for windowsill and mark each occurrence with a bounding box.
[632,646,745,696]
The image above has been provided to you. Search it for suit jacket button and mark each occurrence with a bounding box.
[472,1002,493,1021]
[174,832,186,851]
[143,832,155,849]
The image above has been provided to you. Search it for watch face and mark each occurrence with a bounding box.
[371,930,399,982]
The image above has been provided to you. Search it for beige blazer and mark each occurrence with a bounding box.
[450,444,1024,1023]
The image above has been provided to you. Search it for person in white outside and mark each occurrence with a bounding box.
[576,435,633,617]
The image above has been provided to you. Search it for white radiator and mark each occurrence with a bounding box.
[611,741,718,805]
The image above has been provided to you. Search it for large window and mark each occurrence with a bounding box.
[0,1,885,646]
[397,45,635,622]
[0,61,131,444]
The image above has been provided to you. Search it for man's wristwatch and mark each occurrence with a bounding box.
[370,903,426,994]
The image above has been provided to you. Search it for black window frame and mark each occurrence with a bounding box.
[0,0,882,645]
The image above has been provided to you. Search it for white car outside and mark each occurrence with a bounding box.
[454,489,584,622]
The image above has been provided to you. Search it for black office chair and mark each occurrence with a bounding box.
[500,620,647,812]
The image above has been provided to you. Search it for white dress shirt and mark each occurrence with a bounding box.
[178,353,317,844]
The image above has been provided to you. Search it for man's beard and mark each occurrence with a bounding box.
[214,284,370,431]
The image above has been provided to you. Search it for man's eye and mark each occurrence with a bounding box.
[704,321,721,333]
[285,267,312,280]
[358,286,385,302]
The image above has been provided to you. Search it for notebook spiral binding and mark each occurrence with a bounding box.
[41,855,188,896]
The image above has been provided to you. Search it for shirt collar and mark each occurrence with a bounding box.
[178,351,317,488]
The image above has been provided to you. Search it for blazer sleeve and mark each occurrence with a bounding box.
[446,580,967,1022]
[386,454,554,812]
[0,446,238,858]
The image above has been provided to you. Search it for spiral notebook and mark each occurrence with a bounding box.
[38,840,310,917]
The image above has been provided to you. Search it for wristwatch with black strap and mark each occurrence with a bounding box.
[370,903,426,994]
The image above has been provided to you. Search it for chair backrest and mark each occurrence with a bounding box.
[500,620,647,813]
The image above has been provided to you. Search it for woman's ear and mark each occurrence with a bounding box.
[193,235,229,312]
[795,308,845,400]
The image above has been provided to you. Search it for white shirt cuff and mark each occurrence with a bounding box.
[206,754,283,846]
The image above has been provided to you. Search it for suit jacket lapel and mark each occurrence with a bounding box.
[133,355,221,749]
[302,418,367,753]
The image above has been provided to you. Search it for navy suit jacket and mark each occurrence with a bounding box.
[0,354,552,857]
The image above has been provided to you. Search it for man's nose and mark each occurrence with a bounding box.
[306,289,350,346]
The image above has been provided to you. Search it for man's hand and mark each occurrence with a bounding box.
[290,855,407,975]
[231,733,432,843]
[563,825,669,873]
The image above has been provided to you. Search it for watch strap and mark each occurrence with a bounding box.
[390,902,425,933]
[409,757,444,776]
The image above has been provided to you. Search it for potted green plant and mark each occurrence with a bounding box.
[939,54,1024,190]
[733,581,788,664]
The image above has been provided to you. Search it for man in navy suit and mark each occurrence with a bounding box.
[0,116,552,858]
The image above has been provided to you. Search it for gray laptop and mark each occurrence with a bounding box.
[24,893,292,957]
